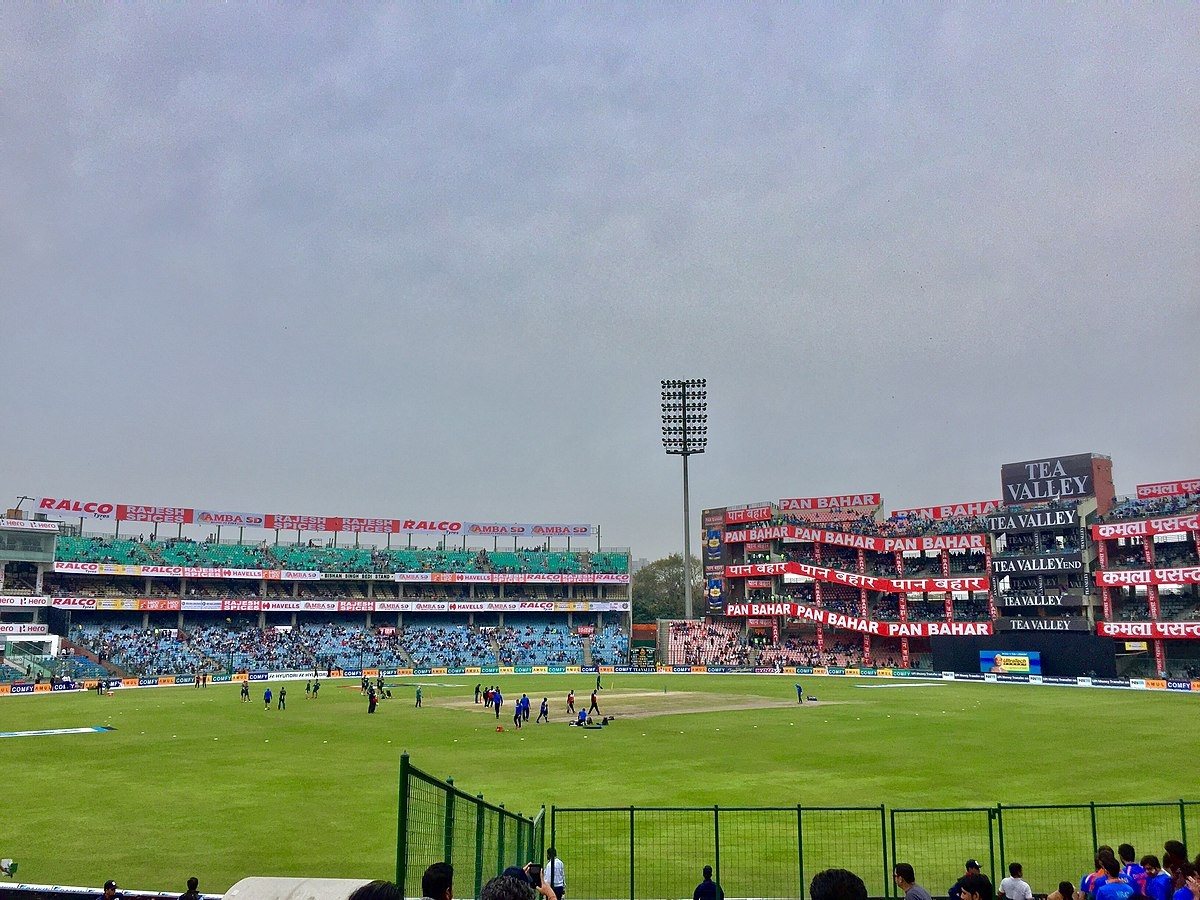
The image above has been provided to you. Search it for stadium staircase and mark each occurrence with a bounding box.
[582,643,593,667]
[62,640,128,679]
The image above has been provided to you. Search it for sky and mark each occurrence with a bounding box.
[2,4,1197,560]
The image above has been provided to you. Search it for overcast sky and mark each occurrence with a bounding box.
[2,4,1197,559]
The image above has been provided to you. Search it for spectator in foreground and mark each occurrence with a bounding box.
[422,862,453,900]
[811,869,868,900]
[101,881,121,900]
[481,869,555,900]
[1047,880,1080,900]
[952,861,984,900]
[1000,863,1033,900]
[694,865,723,900]
[959,874,996,900]
[348,881,402,900]
[894,863,932,900]
[180,877,201,900]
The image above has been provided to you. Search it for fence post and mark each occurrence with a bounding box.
[1089,802,1098,857]
[797,805,805,900]
[537,806,546,860]
[714,805,721,887]
[474,794,486,900]
[630,806,636,900]
[887,808,895,900]
[879,805,888,899]
[445,776,456,867]
[397,752,410,889]
[988,806,998,887]
[997,804,1006,874]
[498,804,507,875]
[1180,799,1188,850]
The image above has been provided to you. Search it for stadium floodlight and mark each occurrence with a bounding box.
[660,378,708,619]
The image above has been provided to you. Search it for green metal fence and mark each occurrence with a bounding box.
[550,805,887,900]
[397,752,545,899]
[397,762,1196,900]
[547,803,1193,900]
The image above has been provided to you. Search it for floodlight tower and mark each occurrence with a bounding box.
[660,378,708,619]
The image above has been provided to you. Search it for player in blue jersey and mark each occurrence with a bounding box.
[1143,856,1174,900]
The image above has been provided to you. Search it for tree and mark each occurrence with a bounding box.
[631,553,703,623]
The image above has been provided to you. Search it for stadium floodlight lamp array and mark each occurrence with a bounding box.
[660,379,708,455]
[659,378,708,619]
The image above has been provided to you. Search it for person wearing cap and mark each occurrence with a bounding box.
[101,880,120,900]
[694,865,724,900]
[950,861,984,900]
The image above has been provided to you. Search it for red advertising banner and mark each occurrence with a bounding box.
[265,514,340,532]
[1092,514,1200,540]
[138,598,181,611]
[340,519,402,534]
[1096,566,1200,587]
[221,599,262,612]
[1135,479,1200,499]
[725,524,986,553]
[117,505,192,524]
[726,505,773,525]
[261,600,339,612]
[46,597,632,614]
[777,493,881,511]
[36,494,599,536]
[725,601,992,637]
[1098,621,1200,640]
[889,500,1002,519]
[50,561,629,585]
[726,561,987,594]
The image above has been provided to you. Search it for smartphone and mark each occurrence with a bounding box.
[528,864,543,887]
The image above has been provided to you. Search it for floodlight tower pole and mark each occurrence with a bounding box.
[682,451,694,618]
[660,379,708,620]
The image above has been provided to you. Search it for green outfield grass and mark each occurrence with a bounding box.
[2,674,1197,893]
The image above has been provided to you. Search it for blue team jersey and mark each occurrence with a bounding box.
[1094,877,1135,900]
[1121,864,1148,894]
[1144,873,1173,900]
